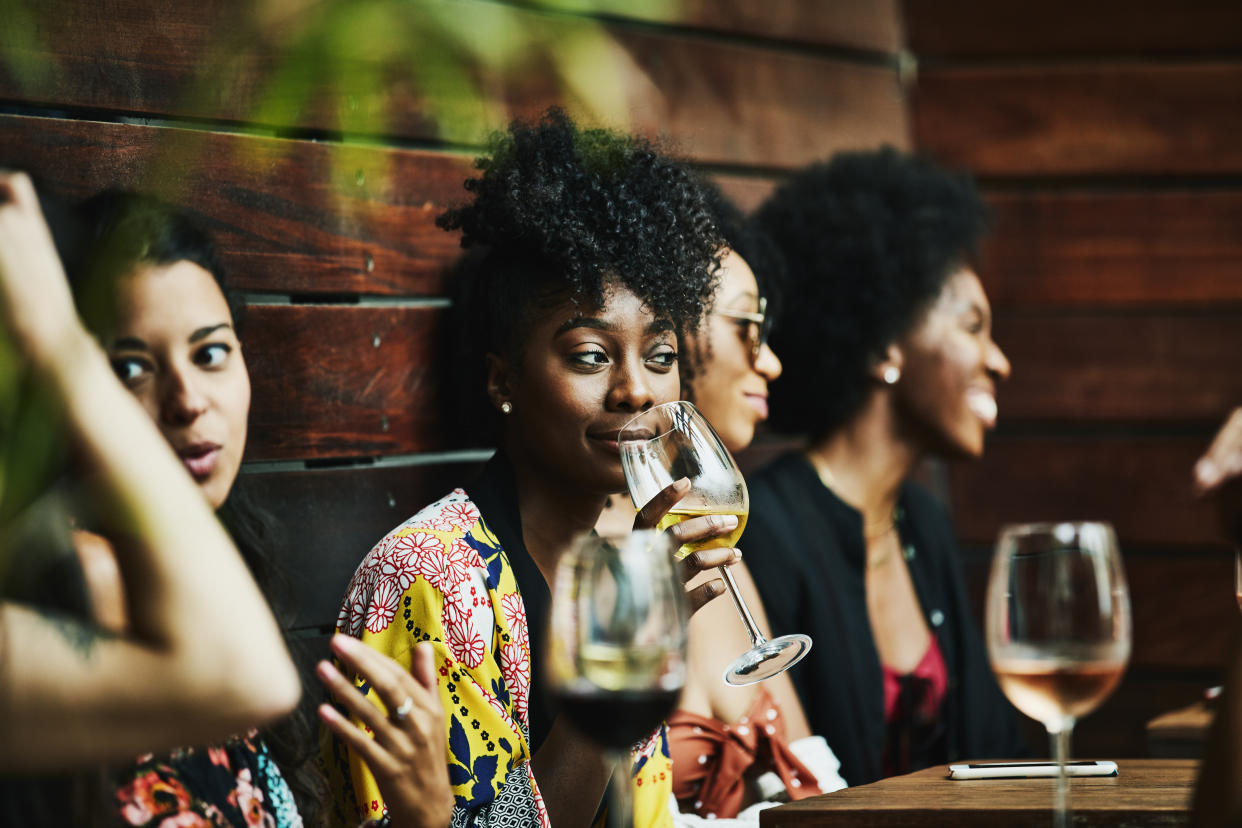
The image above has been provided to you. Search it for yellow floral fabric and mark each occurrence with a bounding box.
[324,487,674,828]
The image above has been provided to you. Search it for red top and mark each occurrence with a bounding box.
[668,687,822,819]
[881,634,949,776]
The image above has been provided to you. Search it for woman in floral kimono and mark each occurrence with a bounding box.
[327,109,739,828]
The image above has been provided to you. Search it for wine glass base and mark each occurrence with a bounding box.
[723,634,813,686]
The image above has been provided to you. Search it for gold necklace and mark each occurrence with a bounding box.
[808,452,899,562]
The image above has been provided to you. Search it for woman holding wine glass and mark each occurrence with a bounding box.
[596,186,846,819]
[328,110,741,828]
[745,147,1028,786]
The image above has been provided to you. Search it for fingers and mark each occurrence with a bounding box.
[669,513,738,546]
[318,698,388,770]
[678,546,741,583]
[633,478,690,530]
[685,578,726,614]
[1195,409,1242,495]
[316,656,391,745]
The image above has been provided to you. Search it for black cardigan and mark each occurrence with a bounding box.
[745,452,1028,786]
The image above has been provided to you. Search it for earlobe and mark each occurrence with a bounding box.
[485,353,513,413]
[873,343,904,386]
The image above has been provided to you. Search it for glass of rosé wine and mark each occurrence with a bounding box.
[986,522,1131,828]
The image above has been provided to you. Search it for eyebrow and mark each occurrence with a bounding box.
[553,316,674,337]
[110,322,232,352]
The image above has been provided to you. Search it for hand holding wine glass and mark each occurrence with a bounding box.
[620,401,811,685]
[547,530,688,827]
[986,522,1131,828]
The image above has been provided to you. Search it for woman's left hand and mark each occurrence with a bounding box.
[318,634,455,828]
[633,477,742,614]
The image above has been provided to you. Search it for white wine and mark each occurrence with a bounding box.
[993,648,1125,730]
[656,508,747,560]
[576,641,673,691]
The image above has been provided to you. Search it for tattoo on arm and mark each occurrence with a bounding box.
[33,605,108,659]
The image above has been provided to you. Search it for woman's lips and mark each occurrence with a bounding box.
[966,389,998,428]
[179,445,220,480]
[744,394,769,420]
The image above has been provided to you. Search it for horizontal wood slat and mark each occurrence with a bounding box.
[950,436,1224,547]
[994,313,1242,423]
[0,114,472,296]
[914,64,1242,176]
[529,0,903,53]
[980,189,1242,308]
[903,0,1242,59]
[243,305,445,461]
[0,0,908,168]
[239,461,484,629]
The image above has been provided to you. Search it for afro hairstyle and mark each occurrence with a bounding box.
[438,108,723,444]
[754,146,988,441]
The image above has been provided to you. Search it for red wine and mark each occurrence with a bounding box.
[553,688,679,751]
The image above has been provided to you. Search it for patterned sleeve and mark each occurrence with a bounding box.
[324,491,551,828]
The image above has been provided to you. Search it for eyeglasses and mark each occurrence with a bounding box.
[715,296,771,362]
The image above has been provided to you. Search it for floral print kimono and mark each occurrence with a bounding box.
[326,476,674,828]
[115,731,302,828]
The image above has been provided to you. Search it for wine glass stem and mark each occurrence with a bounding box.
[718,565,767,646]
[1051,723,1073,828]
[606,751,632,828]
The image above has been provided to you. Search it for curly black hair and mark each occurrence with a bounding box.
[679,178,785,395]
[755,146,988,441]
[438,108,722,443]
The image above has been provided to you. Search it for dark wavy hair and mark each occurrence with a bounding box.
[438,108,722,444]
[754,146,988,442]
[67,191,328,827]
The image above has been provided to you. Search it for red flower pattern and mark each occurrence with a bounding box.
[365,577,402,634]
[227,768,272,828]
[117,770,192,824]
[500,592,529,651]
[500,643,530,726]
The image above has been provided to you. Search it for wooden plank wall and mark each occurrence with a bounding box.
[904,0,1242,758]
[0,1,908,647]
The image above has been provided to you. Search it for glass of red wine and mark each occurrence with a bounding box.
[547,530,687,827]
[986,522,1131,828]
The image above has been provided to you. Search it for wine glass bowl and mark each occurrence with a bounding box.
[619,401,811,686]
[986,521,1131,828]
[547,530,687,752]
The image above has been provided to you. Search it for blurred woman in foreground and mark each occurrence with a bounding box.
[747,147,1027,786]
[0,174,298,781]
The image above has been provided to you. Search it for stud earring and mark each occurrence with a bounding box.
[882,366,900,385]
[500,401,513,414]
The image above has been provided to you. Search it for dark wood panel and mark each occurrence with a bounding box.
[243,305,446,461]
[530,0,903,53]
[0,114,472,296]
[239,461,484,629]
[980,190,1242,308]
[914,64,1242,176]
[961,550,1236,671]
[904,0,1242,59]
[950,436,1224,547]
[994,313,1242,423]
[0,0,908,168]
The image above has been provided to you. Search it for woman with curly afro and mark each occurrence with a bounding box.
[326,110,741,828]
[745,147,1027,786]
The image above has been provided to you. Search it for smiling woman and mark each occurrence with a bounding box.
[745,147,1026,787]
[326,108,740,828]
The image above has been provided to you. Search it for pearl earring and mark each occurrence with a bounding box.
[500,401,513,414]
[882,366,900,385]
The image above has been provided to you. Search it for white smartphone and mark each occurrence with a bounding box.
[947,760,1119,780]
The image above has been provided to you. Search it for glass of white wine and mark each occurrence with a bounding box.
[986,521,1131,828]
[618,400,811,685]
[547,530,687,828]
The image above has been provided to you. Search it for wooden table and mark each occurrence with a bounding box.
[759,760,1197,827]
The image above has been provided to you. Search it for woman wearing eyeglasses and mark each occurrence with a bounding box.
[596,185,846,820]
